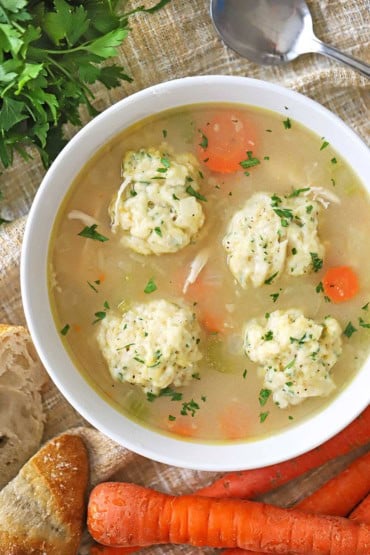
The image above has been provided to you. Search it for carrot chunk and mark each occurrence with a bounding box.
[322,266,359,303]
[197,111,257,174]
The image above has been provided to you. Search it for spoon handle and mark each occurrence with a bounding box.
[312,38,370,78]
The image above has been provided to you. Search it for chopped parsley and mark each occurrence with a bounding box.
[93,311,106,324]
[243,369,248,379]
[320,140,329,151]
[259,411,269,423]
[343,322,357,338]
[259,388,271,406]
[162,129,167,138]
[290,333,307,345]
[362,302,369,311]
[160,156,171,168]
[186,185,207,202]
[316,281,324,293]
[240,150,260,169]
[291,247,297,255]
[287,187,310,198]
[154,227,162,236]
[266,129,272,133]
[264,156,270,160]
[288,415,294,420]
[192,372,201,380]
[331,157,337,164]
[181,399,200,417]
[78,224,109,242]
[103,300,110,309]
[168,415,176,421]
[60,324,70,336]
[198,129,208,149]
[133,356,145,364]
[310,252,323,272]
[306,205,314,214]
[144,277,157,294]
[264,272,278,285]
[283,117,291,129]
[331,178,336,187]
[87,281,98,292]
[359,318,370,329]
[270,292,280,303]
[147,387,183,403]
[263,330,274,341]
[173,193,180,200]
[198,170,204,179]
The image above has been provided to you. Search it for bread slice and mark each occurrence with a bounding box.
[0,433,89,554]
[0,324,46,489]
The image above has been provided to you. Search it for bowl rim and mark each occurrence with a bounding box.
[21,75,370,471]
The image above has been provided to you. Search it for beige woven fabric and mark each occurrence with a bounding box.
[0,0,369,553]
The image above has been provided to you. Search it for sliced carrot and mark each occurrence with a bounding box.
[197,405,370,498]
[322,266,359,303]
[166,418,198,438]
[219,401,252,440]
[88,482,370,553]
[196,111,257,174]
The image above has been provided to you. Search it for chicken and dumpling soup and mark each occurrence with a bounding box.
[49,104,370,442]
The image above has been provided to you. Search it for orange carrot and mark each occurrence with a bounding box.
[350,494,370,525]
[322,266,359,303]
[223,449,370,555]
[219,401,252,440]
[88,482,370,554]
[197,405,370,498]
[197,111,257,174]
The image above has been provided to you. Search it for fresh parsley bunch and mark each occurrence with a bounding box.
[0,0,169,169]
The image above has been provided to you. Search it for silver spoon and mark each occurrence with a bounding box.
[210,0,370,78]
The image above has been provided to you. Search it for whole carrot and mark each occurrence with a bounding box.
[222,448,370,555]
[88,482,370,554]
[197,405,370,498]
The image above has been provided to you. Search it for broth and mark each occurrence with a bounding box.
[49,103,370,443]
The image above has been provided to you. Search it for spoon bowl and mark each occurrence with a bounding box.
[210,0,369,77]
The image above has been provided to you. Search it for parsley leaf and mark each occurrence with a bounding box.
[259,388,271,407]
[78,224,109,242]
[310,252,323,272]
[198,129,208,149]
[283,117,292,129]
[144,277,157,294]
[240,150,260,169]
[186,185,207,202]
[343,322,357,338]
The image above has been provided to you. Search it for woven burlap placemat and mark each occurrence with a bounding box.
[0,1,369,552]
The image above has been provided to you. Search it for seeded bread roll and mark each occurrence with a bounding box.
[0,433,89,554]
[0,323,46,489]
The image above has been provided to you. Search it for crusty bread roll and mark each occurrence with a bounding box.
[0,324,46,489]
[0,433,89,554]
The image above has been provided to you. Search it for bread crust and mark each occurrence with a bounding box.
[0,434,89,554]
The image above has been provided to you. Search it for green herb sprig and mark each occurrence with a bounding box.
[0,0,170,170]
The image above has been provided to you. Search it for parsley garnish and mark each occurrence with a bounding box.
[181,399,200,417]
[240,150,260,169]
[306,205,314,214]
[162,129,168,138]
[287,187,310,198]
[263,330,274,341]
[270,292,280,302]
[186,185,207,202]
[290,333,307,345]
[331,157,337,164]
[359,318,370,329]
[198,129,208,149]
[362,302,369,311]
[283,118,292,129]
[320,140,329,151]
[168,415,176,421]
[310,252,323,272]
[87,281,98,292]
[93,311,106,324]
[144,278,157,294]
[154,387,182,400]
[78,224,108,242]
[259,411,269,423]
[259,388,271,406]
[316,281,324,293]
[243,369,248,379]
[60,324,70,336]
[0,0,169,171]
[154,227,162,236]
[343,322,357,338]
[264,272,278,285]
